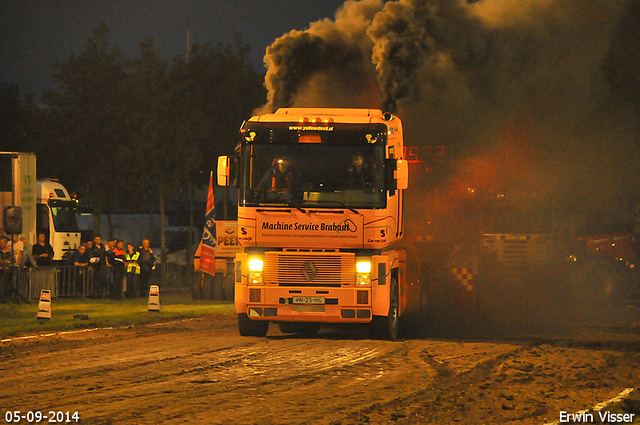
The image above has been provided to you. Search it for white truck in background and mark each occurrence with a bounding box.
[1,152,80,262]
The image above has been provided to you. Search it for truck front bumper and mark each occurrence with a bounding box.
[236,285,372,323]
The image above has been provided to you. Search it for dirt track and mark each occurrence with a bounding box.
[1,314,640,425]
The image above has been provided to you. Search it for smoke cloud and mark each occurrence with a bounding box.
[255,0,640,336]
[260,0,382,112]
[260,0,640,239]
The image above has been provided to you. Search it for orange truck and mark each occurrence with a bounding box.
[217,108,409,339]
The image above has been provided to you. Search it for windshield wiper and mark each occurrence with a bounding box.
[316,200,360,215]
[288,201,306,214]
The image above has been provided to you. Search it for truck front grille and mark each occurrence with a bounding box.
[264,252,355,287]
[484,236,530,275]
[502,239,529,273]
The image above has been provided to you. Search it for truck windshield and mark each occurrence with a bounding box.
[48,200,79,232]
[240,143,386,208]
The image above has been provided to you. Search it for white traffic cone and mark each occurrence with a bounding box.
[148,285,161,312]
[36,289,52,320]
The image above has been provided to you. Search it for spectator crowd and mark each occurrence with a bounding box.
[1,233,156,300]
[69,235,156,299]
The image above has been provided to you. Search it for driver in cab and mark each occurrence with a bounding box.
[257,157,297,201]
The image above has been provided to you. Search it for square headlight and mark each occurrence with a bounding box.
[249,258,264,272]
[356,260,371,274]
[356,259,372,286]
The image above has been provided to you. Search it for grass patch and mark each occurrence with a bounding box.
[0,293,235,339]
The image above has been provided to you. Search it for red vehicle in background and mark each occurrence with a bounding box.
[580,233,636,266]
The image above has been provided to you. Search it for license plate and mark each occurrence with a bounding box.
[292,296,325,305]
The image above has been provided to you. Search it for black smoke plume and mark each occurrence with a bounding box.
[260,0,640,236]
[258,0,640,333]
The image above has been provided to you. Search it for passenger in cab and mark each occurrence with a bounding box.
[346,153,375,192]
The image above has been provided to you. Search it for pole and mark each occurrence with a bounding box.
[187,180,194,268]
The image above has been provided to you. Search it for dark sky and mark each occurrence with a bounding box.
[0,0,346,100]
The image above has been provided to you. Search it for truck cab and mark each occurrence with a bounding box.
[218,108,410,339]
[481,194,553,275]
[36,179,80,261]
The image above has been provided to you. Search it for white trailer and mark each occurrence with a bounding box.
[0,152,80,261]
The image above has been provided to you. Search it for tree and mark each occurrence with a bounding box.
[168,36,267,263]
[171,34,267,187]
[0,83,24,152]
[32,24,266,262]
[44,22,131,235]
[128,37,194,262]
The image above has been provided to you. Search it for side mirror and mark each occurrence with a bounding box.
[385,158,409,193]
[217,156,230,187]
[395,159,408,190]
[217,155,239,187]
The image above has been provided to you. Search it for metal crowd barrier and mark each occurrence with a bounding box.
[149,262,200,288]
[2,263,196,301]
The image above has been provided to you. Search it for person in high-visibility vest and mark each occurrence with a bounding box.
[125,243,141,298]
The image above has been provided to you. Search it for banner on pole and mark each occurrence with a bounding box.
[195,172,216,276]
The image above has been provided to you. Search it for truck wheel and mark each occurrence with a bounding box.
[202,274,214,300]
[578,261,617,304]
[372,277,400,341]
[223,273,235,301]
[213,273,224,300]
[191,273,203,300]
[238,313,269,337]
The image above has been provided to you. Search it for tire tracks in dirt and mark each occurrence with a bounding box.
[337,340,640,424]
[2,319,639,424]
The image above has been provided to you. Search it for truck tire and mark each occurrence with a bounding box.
[223,273,235,300]
[573,260,618,304]
[191,273,203,300]
[213,273,224,300]
[371,277,400,341]
[202,274,214,300]
[238,313,269,337]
